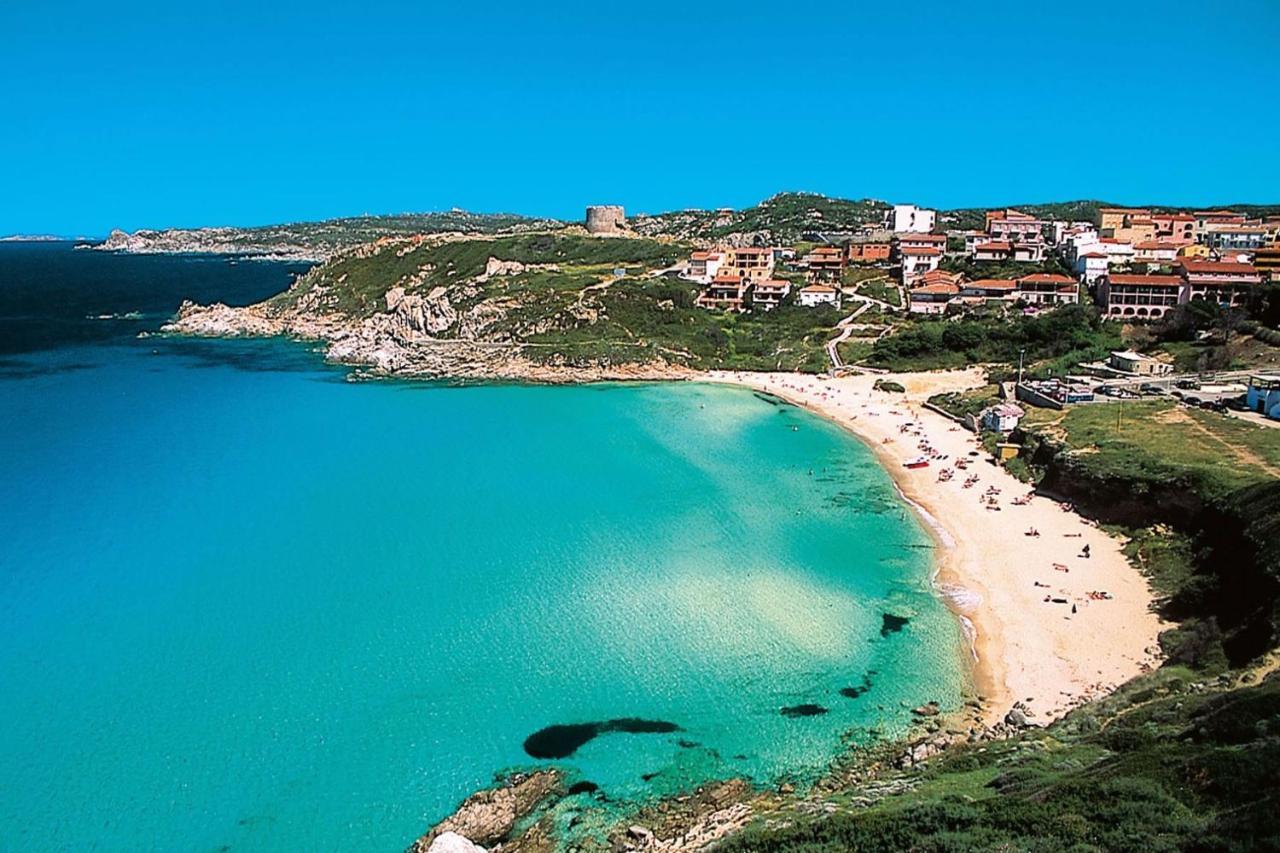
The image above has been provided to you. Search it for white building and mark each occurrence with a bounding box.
[798,284,840,308]
[1075,252,1110,285]
[980,403,1025,433]
[886,204,937,233]
[899,246,942,284]
[684,251,724,284]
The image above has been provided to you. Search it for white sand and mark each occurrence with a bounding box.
[707,368,1165,725]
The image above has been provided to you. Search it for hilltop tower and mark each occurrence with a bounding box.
[585,205,626,234]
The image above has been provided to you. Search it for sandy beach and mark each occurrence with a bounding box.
[708,368,1165,727]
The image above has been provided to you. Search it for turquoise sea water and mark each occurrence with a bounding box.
[0,245,964,851]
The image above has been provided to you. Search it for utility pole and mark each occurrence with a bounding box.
[1018,348,1025,385]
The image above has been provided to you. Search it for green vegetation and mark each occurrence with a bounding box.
[938,253,1073,281]
[525,279,840,372]
[274,233,684,318]
[271,233,841,373]
[1020,400,1280,499]
[724,668,1280,852]
[856,279,901,307]
[927,384,1001,420]
[868,305,1122,373]
[632,192,887,243]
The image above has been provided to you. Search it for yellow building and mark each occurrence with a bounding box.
[1255,244,1280,282]
[1098,207,1150,235]
[722,247,775,282]
[1177,243,1212,259]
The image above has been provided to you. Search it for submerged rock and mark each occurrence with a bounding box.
[780,704,828,718]
[880,613,910,637]
[523,718,681,760]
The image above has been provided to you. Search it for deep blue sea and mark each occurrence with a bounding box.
[0,243,964,851]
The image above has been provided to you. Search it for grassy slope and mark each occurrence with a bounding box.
[267,232,842,372]
[867,305,1123,374]
[1021,400,1280,500]
[724,667,1280,852]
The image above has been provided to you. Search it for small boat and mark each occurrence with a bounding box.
[904,456,930,469]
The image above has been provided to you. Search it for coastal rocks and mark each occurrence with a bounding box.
[166,300,286,337]
[426,832,486,853]
[385,286,457,338]
[608,780,757,853]
[407,770,563,853]
[911,702,941,717]
[1004,702,1035,728]
[97,227,320,261]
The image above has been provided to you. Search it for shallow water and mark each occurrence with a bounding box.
[0,244,964,851]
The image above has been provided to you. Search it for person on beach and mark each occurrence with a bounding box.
[1081,544,1091,558]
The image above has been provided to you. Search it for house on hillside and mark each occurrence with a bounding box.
[845,237,892,263]
[1016,273,1079,306]
[723,246,775,282]
[980,403,1025,433]
[886,204,936,233]
[1178,260,1262,308]
[1132,241,1185,265]
[1097,273,1182,320]
[695,274,748,312]
[1108,350,1173,376]
[684,251,724,284]
[899,246,943,285]
[798,283,840,308]
[804,246,846,283]
[961,278,1019,300]
[752,279,792,310]
[986,209,1045,242]
[908,281,961,315]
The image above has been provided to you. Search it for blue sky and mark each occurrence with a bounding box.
[3,0,1279,235]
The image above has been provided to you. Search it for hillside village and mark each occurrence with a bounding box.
[632,199,1280,422]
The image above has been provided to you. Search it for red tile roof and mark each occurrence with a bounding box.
[900,246,942,256]
[910,283,961,295]
[1178,260,1259,275]
[975,242,1012,252]
[1108,274,1182,287]
[1017,273,1075,284]
[899,233,947,242]
[967,278,1018,290]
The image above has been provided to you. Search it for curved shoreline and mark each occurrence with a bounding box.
[706,368,1165,726]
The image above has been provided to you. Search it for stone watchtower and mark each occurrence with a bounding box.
[585,205,626,234]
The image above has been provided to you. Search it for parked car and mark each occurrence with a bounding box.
[1224,396,1248,411]
[1139,383,1164,395]
[1183,395,1202,406]
[1201,400,1226,412]
[1176,379,1201,390]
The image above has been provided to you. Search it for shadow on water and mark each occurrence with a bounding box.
[146,337,348,380]
[523,719,682,760]
[0,357,101,381]
[880,613,910,637]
